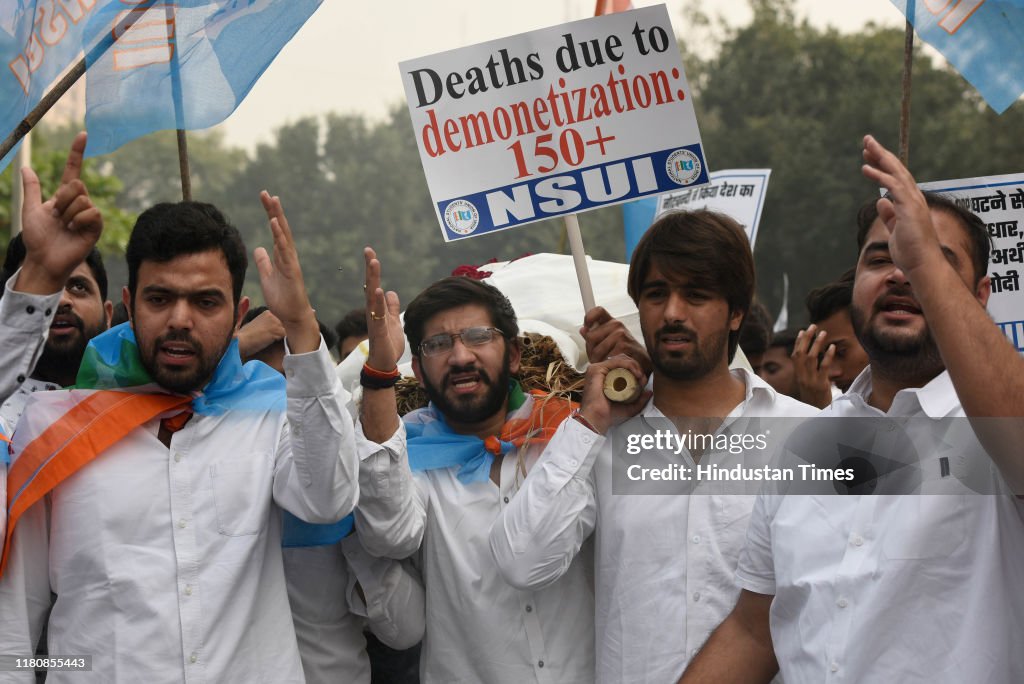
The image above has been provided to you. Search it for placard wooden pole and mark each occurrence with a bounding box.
[563,213,596,311]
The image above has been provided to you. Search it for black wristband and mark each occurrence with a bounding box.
[360,368,400,390]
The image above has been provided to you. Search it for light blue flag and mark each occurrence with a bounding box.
[0,1,96,170]
[890,0,1024,113]
[82,0,323,157]
[623,196,659,261]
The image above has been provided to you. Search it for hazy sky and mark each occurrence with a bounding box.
[214,0,903,150]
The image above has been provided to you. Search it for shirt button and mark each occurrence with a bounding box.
[691,535,701,544]
[174,452,182,463]
[44,308,52,316]
[178,519,187,529]
[26,305,35,314]
[189,653,198,664]
[525,605,532,613]
[569,459,578,467]
[537,660,544,668]
[837,598,848,608]
[503,496,510,504]
[16,374,25,383]
[830,662,839,673]
[184,585,193,596]
[851,534,864,547]
[692,592,701,602]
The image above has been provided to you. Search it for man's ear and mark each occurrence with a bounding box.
[412,355,425,388]
[234,296,251,332]
[507,337,522,376]
[975,275,992,309]
[103,300,114,328]
[121,287,133,329]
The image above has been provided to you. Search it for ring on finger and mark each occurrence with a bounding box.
[370,311,385,321]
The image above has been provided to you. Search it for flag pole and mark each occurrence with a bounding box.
[166,5,192,201]
[898,19,914,165]
[0,1,157,162]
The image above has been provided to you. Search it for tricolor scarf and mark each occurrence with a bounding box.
[2,323,350,576]
[405,381,577,484]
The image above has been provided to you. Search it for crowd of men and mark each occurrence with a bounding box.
[0,131,1020,684]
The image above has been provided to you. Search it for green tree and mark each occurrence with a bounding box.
[1,127,136,256]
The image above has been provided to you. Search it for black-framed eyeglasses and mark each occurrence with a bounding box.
[419,327,505,357]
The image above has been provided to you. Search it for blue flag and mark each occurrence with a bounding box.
[82,0,323,157]
[890,0,1024,113]
[0,1,96,170]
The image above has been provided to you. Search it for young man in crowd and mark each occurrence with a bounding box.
[754,329,799,398]
[681,135,1024,683]
[790,268,870,407]
[488,209,817,683]
[0,194,359,683]
[355,248,594,683]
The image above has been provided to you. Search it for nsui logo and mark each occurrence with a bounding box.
[666,149,702,186]
[444,199,480,235]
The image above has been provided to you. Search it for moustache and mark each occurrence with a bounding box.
[442,364,493,389]
[656,323,698,341]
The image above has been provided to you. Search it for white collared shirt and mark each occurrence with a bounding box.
[489,369,817,684]
[0,277,61,545]
[736,368,1024,683]
[0,342,359,684]
[356,399,596,684]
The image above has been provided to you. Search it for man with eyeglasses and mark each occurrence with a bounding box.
[355,249,594,683]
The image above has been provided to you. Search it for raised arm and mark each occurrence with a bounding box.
[861,134,1024,491]
[353,247,425,559]
[257,192,358,523]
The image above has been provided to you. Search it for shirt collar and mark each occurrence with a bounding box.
[834,365,959,419]
[642,367,775,419]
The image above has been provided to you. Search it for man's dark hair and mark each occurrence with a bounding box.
[628,209,755,361]
[739,300,773,356]
[404,276,518,357]
[856,192,991,284]
[1,233,108,301]
[243,304,338,351]
[767,329,799,356]
[805,268,855,324]
[334,309,368,344]
[126,202,247,306]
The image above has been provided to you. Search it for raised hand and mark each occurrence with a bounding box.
[791,324,835,409]
[253,191,319,353]
[363,247,404,371]
[580,306,653,375]
[16,132,103,294]
[860,134,942,277]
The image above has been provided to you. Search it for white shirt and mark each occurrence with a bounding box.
[283,535,424,684]
[736,368,1024,683]
[0,278,61,543]
[356,400,596,684]
[0,341,359,684]
[489,369,817,684]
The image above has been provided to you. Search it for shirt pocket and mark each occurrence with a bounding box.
[881,495,967,560]
[210,455,272,536]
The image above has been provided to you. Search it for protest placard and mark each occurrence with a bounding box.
[654,169,771,248]
[918,173,1024,352]
[400,4,708,242]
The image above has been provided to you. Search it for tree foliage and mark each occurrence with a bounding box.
[683,0,1024,324]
